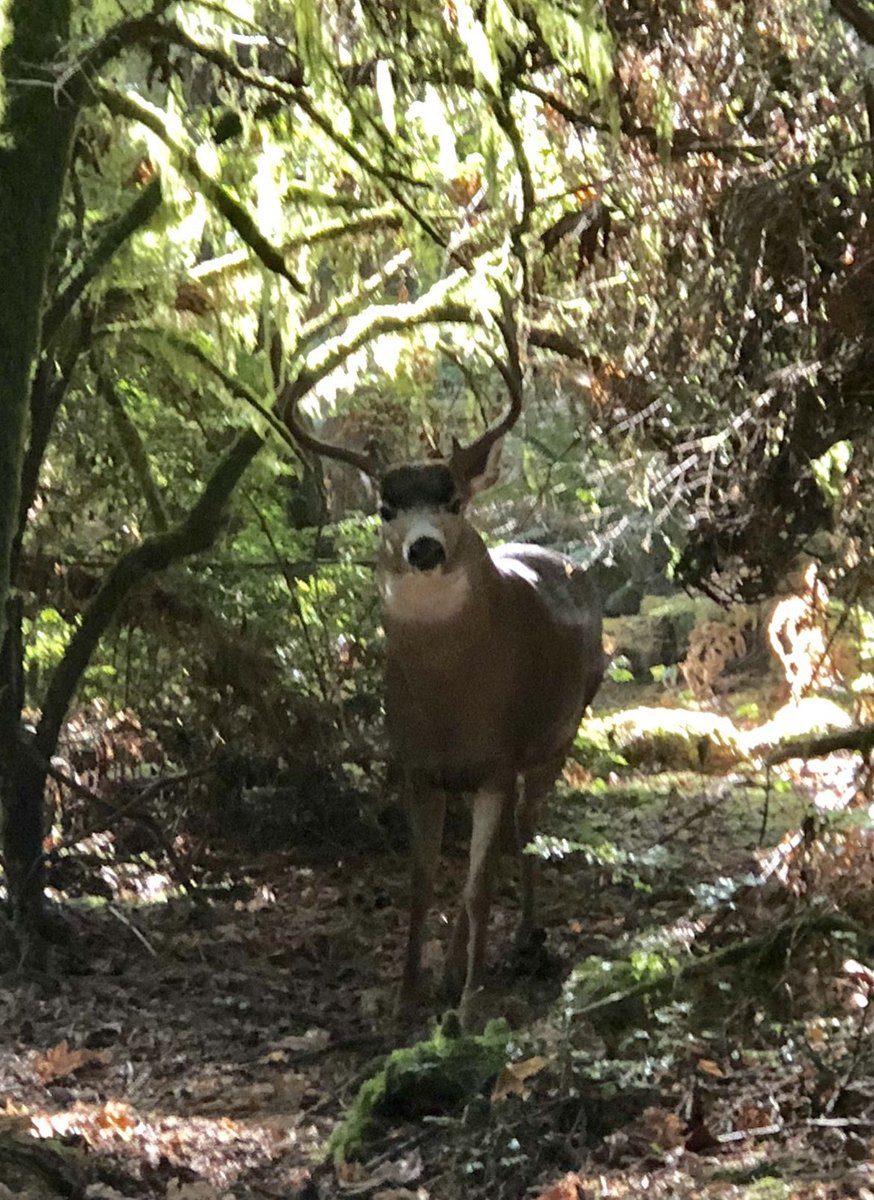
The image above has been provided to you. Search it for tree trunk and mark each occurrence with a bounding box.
[0,0,78,961]
[3,429,263,962]
[0,0,77,648]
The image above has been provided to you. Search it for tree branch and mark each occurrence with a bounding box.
[529,327,589,359]
[43,178,162,347]
[95,83,305,294]
[287,206,403,250]
[34,428,263,761]
[521,81,771,162]
[830,0,874,46]
[94,363,169,533]
[766,722,874,766]
[56,4,176,88]
[124,19,449,250]
[285,268,476,402]
[295,248,412,356]
[131,327,296,451]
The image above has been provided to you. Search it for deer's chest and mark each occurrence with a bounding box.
[384,620,519,768]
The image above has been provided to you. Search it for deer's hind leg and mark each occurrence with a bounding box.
[516,757,564,948]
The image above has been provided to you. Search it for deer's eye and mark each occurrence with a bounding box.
[447,498,462,514]
[379,504,396,522]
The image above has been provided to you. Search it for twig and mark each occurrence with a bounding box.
[95,83,305,293]
[107,903,158,957]
[574,912,874,1018]
[807,1116,874,1128]
[23,738,211,895]
[759,763,772,844]
[717,1123,783,1143]
[823,984,873,1115]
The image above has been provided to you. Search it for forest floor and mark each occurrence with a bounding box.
[1,678,873,1200]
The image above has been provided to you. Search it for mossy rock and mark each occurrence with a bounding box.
[605,594,725,677]
[583,697,854,776]
[588,706,746,773]
[743,696,853,755]
[328,1017,510,1163]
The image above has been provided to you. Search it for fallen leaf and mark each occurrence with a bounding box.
[737,1103,773,1130]
[34,1040,111,1083]
[534,1172,584,1200]
[640,1106,685,1149]
[94,1100,139,1139]
[697,1058,724,1077]
[491,1056,550,1102]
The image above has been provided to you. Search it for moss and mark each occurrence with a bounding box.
[604,595,729,678]
[639,592,723,626]
[328,1017,510,1163]
[744,1179,791,1200]
[587,706,746,773]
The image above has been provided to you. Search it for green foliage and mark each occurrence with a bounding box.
[564,946,676,1014]
[328,1018,510,1163]
[607,655,633,684]
[2,0,871,849]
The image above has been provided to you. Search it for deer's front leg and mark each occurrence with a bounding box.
[397,782,446,1018]
[458,786,507,1029]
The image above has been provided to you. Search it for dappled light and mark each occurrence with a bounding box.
[2,0,874,1195]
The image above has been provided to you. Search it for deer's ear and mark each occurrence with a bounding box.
[466,437,504,497]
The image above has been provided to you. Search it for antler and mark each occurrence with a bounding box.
[279,377,380,479]
[450,289,524,479]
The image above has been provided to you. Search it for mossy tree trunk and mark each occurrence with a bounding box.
[0,0,79,961]
[5,426,264,965]
[0,4,263,966]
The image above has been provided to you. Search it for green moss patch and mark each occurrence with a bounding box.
[328,1017,511,1164]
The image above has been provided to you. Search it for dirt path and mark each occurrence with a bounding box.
[0,741,871,1199]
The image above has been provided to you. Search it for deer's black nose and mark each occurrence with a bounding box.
[407,537,446,571]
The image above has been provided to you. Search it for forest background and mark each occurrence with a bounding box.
[1,0,874,1196]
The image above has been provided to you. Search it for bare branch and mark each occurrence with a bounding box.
[93,360,169,533]
[296,248,413,356]
[766,722,874,766]
[35,428,264,761]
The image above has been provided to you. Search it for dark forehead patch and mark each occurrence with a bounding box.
[380,463,457,510]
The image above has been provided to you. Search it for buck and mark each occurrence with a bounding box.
[283,371,605,1026]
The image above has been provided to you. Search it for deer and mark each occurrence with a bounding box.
[281,330,605,1027]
